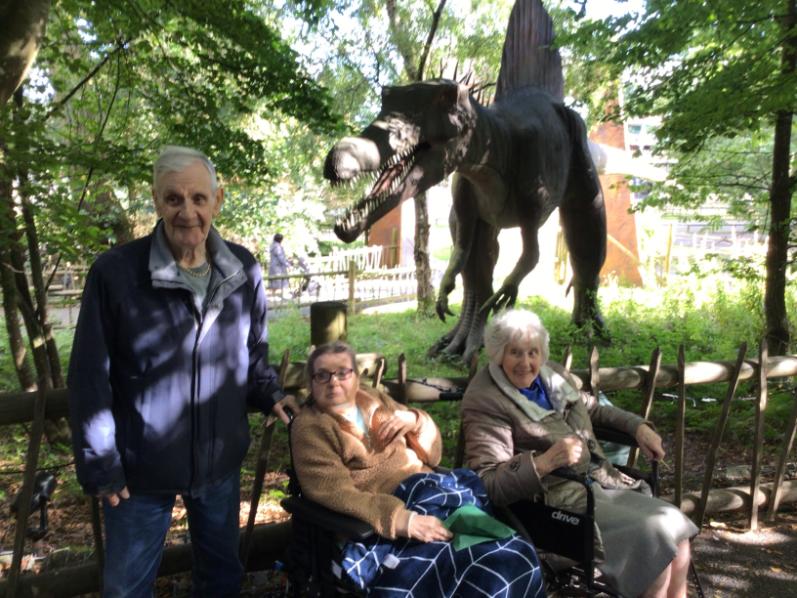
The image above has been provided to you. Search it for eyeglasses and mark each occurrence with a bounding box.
[311,368,355,384]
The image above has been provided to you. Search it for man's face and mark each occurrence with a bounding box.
[152,160,224,256]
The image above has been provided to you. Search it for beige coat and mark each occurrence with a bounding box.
[462,362,647,512]
[291,387,442,540]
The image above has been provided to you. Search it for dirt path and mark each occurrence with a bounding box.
[690,507,797,598]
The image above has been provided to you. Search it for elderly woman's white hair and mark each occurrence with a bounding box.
[153,145,218,192]
[483,309,550,365]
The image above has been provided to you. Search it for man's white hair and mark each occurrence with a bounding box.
[483,309,550,365]
[153,145,218,192]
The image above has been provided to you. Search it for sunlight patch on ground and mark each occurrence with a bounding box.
[169,496,290,529]
[706,523,797,548]
[238,500,290,526]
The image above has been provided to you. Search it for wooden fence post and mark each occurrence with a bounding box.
[629,347,661,468]
[588,346,600,396]
[767,387,797,522]
[241,350,291,568]
[748,339,768,530]
[561,345,572,372]
[372,357,386,388]
[694,342,747,528]
[397,353,408,405]
[674,345,686,508]
[6,384,48,598]
[310,301,347,346]
[347,260,357,314]
[90,497,104,589]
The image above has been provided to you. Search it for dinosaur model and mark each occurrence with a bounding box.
[323,0,607,362]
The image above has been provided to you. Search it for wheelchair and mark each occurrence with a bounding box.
[280,397,661,598]
[500,425,660,597]
[280,412,372,597]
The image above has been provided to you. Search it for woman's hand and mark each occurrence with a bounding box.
[533,436,584,477]
[376,410,418,446]
[407,513,453,543]
[635,424,665,461]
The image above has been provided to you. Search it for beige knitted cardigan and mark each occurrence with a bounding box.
[290,387,442,540]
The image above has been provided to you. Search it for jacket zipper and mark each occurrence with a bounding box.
[187,296,202,493]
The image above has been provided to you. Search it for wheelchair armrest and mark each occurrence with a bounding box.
[281,496,375,541]
[549,467,590,486]
[592,425,660,496]
[615,462,659,497]
[591,424,638,447]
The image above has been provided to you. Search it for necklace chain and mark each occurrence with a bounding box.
[179,262,211,278]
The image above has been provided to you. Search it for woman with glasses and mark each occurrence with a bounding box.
[290,341,545,597]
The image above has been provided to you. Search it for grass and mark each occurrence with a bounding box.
[263,278,797,469]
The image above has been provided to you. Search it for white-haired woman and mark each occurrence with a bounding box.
[462,309,698,598]
[291,341,546,597]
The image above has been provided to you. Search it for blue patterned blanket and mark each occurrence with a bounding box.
[341,469,545,597]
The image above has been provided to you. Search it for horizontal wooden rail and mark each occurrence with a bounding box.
[0,354,387,426]
[3,355,795,426]
[570,355,797,392]
[670,480,797,517]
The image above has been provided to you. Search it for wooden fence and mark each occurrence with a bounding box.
[1,345,796,597]
[266,264,418,313]
[44,253,423,329]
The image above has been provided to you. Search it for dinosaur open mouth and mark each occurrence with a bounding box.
[333,143,428,242]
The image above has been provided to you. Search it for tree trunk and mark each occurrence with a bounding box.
[7,213,70,443]
[23,193,64,387]
[0,169,36,391]
[14,89,64,387]
[0,256,36,390]
[764,0,796,355]
[383,0,447,319]
[413,192,435,317]
[1,96,69,443]
[0,0,51,105]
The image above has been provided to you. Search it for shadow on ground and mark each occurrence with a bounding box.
[691,506,797,597]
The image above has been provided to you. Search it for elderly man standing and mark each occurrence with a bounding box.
[68,146,297,597]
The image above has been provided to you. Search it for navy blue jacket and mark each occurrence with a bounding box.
[68,225,284,495]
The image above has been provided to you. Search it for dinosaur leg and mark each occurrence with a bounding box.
[436,174,478,320]
[481,200,542,314]
[560,186,609,339]
[430,219,499,361]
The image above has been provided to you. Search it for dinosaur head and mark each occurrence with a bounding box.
[324,80,476,242]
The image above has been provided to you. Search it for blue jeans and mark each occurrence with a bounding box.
[102,473,243,598]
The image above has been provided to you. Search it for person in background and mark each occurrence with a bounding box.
[68,145,298,597]
[291,341,545,597]
[462,309,698,598]
[268,233,290,296]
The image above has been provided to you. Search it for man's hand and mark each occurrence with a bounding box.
[100,486,130,507]
[271,394,301,424]
[376,410,418,446]
[407,513,453,543]
[635,424,665,461]
[534,436,584,477]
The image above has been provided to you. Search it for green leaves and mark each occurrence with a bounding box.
[1,0,349,264]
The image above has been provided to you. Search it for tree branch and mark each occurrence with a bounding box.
[416,0,447,81]
[45,51,123,292]
[45,39,128,120]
